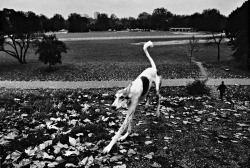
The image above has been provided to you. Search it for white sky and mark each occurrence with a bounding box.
[0,0,247,19]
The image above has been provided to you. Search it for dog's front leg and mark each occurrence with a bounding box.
[118,112,134,141]
[103,98,138,153]
[118,97,138,142]
[103,115,129,153]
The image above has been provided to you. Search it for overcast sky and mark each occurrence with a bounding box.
[0,0,247,19]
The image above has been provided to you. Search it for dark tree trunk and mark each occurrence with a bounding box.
[217,44,220,61]
[18,58,25,64]
[22,57,27,64]
[190,52,193,64]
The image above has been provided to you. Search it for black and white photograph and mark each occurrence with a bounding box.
[0,0,249,167]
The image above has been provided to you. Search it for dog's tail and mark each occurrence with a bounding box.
[143,41,156,70]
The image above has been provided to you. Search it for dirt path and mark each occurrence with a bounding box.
[0,78,249,89]
[59,34,215,41]
[132,39,229,46]
[194,61,208,78]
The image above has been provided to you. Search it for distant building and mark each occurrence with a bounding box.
[94,12,100,19]
[58,29,68,33]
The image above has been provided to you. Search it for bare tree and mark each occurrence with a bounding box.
[200,9,226,61]
[187,35,199,63]
[206,32,225,61]
[0,33,35,64]
[0,9,41,64]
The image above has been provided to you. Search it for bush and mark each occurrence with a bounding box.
[186,79,210,95]
[34,34,68,71]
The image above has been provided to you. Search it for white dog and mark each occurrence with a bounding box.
[103,41,162,153]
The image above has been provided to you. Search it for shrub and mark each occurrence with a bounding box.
[186,79,210,95]
[34,34,68,71]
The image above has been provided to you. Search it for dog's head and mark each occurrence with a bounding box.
[111,85,132,111]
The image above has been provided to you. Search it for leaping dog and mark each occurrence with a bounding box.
[103,41,162,153]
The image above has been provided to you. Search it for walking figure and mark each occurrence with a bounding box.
[217,81,227,100]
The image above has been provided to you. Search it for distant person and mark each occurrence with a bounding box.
[217,81,227,100]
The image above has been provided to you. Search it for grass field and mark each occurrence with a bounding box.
[0,38,202,81]
[55,31,203,39]
[1,32,249,81]
[57,31,172,39]
[1,86,250,167]
[194,44,250,79]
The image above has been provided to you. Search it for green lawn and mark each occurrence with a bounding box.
[0,39,201,81]
[194,44,250,78]
[55,31,199,39]
[0,34,249,81]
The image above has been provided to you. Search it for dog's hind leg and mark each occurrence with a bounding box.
[155,75,162,117]
[145,95,150,110]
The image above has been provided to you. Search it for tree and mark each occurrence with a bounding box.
[226,1,249,70]
[50,14,65,32]
[187,35,199,63]
[109,14,123,31]
[200,9,225,31]
[34,34,68,71]
[128,17,138,29]
[152,8,173,30]
[206,33,225,61]
[137,12,151,30]
[39,14,50,32]
[188,13,202,30]
[96,13,110,31]
[0,9,42,64]
[68,13,89,32]
[202,9,227,61]
[119,17,138,30]
[171,15,189,28]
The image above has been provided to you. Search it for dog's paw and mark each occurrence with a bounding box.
[118,134,128,141]
[103,145,112,154]
[118,137,125,142]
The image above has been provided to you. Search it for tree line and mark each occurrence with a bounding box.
[1,7,227,32]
